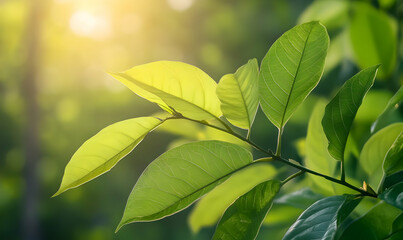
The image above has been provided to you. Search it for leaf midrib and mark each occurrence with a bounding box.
[279,24,314,130]
[233,72,252,128]
[119,160,256,226]
[121,73,220,120]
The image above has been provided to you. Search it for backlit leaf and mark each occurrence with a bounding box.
[383,132,403,176]
[53,117,163,196]
[322,65,379,161]
[217,59,259,130]
[259,21,329,130]
[110,61,222,121]
[117,141,253,231]
[212,180,281,240]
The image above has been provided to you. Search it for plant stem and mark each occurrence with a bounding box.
[282,171,304,185]
[340,160,346,182]
[167,116,377,198]
[276,128,283,156]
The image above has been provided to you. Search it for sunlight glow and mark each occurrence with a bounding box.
[69,10,111,39]
[167,0,194,12]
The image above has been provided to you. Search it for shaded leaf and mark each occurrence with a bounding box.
[350,2,397,78]
[359,123,403,189]
[217,58,259,129]
[188,163,277,233]
[283,195,361,240]
[379,182,403,210]
[259,21,329,129]
[212,180,281,240]
[110,61,222,121]
[322,65,379,161]
[339,201,402,240]
[117,141,253,231]
[53,117,162,196]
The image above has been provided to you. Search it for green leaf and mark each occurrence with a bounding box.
[110,61,222,121]
[53,117,162,197]
[216,59,259,130]
[117,140,253,231]
[305,100,337,194]
[322,65,379,161]
[359,123,403,189]
[379,182,403,210]
[188,163,277,233]
[372,86,403,132]
[383,132,403,176]
[339,201,402,240]
[298,0,349,30]
[282,195,361,240]
[259,21,329,130]
[349,2,397,78]
[212,180,281,240]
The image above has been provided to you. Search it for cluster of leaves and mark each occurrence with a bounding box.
[54,20,403,240]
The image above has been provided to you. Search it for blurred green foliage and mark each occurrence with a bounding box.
[0,0,402,239]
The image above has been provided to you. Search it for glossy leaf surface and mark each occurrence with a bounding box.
[322,65,379,160]
[283,195,360,240]
[212,180,281,240]
[259,21,328,129]
[117,141,253,231]
[110,61,222,120]
[217,59,259,129]
[380,182,403,210]
[54,117,162,196]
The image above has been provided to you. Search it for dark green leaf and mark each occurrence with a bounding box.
[116,141,253,231]
[322,65,379,161]
[212,180,281,240]
[339,201,402,240]
[282,195,360,240]
[259,21,329,130]
[274,188,323,209]
[380,182,403,210]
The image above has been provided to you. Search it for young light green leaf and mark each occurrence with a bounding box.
[379,182,403,210]
[217,58,259,130]
[383,132,403,176]
[359,123,403,189]
[372,86,403,132]
[322,65,379,161]
[283,195,361,240]
[110,61,222,121]
[117,141,253,231]
[189,163,277,233]
[305,100,338,195]
[350,2,397,78]
[53,117,163,197]
[212,180,281,240]
[339,201,402,240]
[259,21,329,130]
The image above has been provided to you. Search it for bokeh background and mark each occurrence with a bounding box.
[0,0,402,239]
